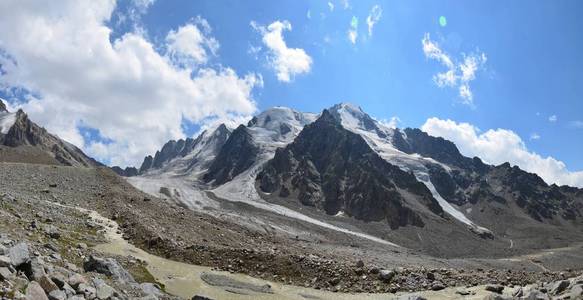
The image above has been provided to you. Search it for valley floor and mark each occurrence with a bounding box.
[2,162,583,299]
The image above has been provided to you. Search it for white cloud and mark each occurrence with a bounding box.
[421,117,583,188]
[328,2,335,11]
[348,16,358,44]
[548,115,558,122]
[379,116,400,129]
[0,0,261,167]
[251,20,312,82]
[166,20,219,67]
[422,33,487,105]
[366,5,382,37]
[529,133,541,140]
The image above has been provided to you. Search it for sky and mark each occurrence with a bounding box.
[0,0,582,187]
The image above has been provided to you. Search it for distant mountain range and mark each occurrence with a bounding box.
[3,99,582,255]
[112,103,583,247]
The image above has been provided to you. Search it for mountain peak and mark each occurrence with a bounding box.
[0,98,7,113]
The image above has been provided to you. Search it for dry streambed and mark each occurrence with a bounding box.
[81,202,578,300]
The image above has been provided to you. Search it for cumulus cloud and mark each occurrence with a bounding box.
[366,5,382,37]
[0,0,261,167]
[548,115,558,122]
[348,16,359,44]
[251,20,312,82]
[166,19,219,67]
[421,117,583,188]
[422,33,487,105]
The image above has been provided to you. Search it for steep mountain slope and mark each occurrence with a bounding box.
[116,124,232,177]
[257,109,443,229]
[123,102,583,256]
[256,103,583,244]
[0,100,99,167]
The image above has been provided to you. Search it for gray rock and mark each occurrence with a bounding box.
[38,275,60,294]
[0,245,7,255]
[570,284,583,299]
[551,280,570,295]
[77,283,97,299]
[0,266,13,280]
[25,281,49,300]
[62,283,76,297]
[47,290,66,300]
[431,281,445,291]
[83,255,135,284]
[67,296,86,300]
[140,283,163,297]
[200,272,272,294]
[378,269,396,282]
[192,296,214,300]
[8,243,30,267]
[27,257,47,281]
[92,278,116,300]
[522,289,550,300]
[68,273,88,289]
[485,284,504,294]
[44,225,61,239]
[0,255,11,267]
[398,295,427,300]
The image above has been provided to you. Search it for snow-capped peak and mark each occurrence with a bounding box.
[247,106,317,149]
[0,100,16,134]
[327,103,490,233]
[249,106,317,133]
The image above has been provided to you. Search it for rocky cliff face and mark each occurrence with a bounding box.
[0,109,99,167]
[394,127,583,224]
[257,110,443,229]
[203,125,260,186]
[132,124,231,176]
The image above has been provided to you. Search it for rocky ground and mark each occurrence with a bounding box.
[1,162,583,299]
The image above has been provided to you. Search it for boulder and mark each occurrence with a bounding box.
[522,289,550,300]
[83,255,136,284]
[140,282,163,297]
[25,281,49,300]
[77,283,97,299]
[47,290,66,300]
[485,284,504,294]
[0,255,11,267]
[8,243,30,267]
[431,281,445,291]
[68,273,88,289]
[25,257,47,281]
[93,278,116,300]
[0,266,13,280]
[570,284,583,299]
[38,275,59,294]
[378,269,396,282]
[551,280,570,295]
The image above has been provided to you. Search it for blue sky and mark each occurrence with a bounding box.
[0,0,582,186]
[135,0,583,167]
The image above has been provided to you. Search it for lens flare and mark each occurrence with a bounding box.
[439,16,447,27]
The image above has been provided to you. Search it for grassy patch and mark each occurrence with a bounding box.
[127,263,166,292]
